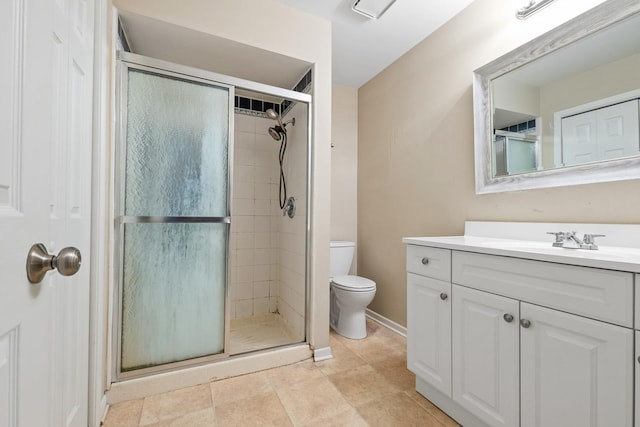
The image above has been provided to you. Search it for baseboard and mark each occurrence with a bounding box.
[313,346,333,361]
[365,309,407,337]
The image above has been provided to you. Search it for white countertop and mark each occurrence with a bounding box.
[402,235,640,273]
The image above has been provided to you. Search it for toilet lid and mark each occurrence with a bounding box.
[331,275,376,292]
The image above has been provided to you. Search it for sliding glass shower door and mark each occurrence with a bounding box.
[116,60,232,376]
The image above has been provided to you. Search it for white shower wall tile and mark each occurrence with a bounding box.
[231,109,305,327]
[254,298,270,316]
[254,232,270,249]
[236,300,253,318]
[254,199,271,216]
[237,282,253,300]
[253,281,270,298]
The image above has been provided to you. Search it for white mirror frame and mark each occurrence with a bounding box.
[473,0,640,194]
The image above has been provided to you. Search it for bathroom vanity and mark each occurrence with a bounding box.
[404,222,640,427]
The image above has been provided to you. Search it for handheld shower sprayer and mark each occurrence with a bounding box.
[266,108,295,142]
[265,108,296,212]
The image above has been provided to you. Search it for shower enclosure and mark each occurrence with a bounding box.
[114,53,310,379]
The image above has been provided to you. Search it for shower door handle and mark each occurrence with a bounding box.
[26,243,82,284]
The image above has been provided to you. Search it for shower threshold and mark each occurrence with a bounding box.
[229,313,301,355]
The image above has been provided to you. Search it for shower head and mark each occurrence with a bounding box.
[266,108,284,129]
[266,108,295,141]
[268,126,282,141]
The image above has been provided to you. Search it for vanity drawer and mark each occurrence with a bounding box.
[406,245,451,281]
[452,251,634,327]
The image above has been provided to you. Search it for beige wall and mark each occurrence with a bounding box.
[114,0,332,350]
[331,84,359,274]
[357,0,640,326]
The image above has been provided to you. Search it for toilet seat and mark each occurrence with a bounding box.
[331,275,376,292]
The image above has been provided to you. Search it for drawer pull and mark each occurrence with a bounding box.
[503,313,514,323]
[440,292,448,301]
[421,257,429,265]
[520,319,531,328]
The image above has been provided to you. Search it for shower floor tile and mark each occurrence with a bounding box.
[229,313,302,355]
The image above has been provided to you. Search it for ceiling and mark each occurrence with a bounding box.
[119,0,476,92]
[273,0,476,87]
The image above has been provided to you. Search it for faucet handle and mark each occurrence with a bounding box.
[583,234,605,247]
[547,231,566,247]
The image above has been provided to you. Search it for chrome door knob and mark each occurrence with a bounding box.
[26,243,82,284]
[503,313,514,323]
[520,319,531,328]
[440,292,448,301]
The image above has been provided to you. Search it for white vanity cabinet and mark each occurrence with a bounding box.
[406,245,452,397]
[405,243,635,427]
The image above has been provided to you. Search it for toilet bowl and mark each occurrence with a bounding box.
[329,241,377,339]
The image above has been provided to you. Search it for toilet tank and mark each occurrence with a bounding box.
[330,241,355,277]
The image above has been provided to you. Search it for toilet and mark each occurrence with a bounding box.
[330,241,376,339]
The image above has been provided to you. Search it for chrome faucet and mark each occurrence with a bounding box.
[564,231,583,248]
[547,231,605,250]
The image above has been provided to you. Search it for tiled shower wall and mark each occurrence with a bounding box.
[277,101,307,339]
[230,114,281,320]
[229,104,307,339]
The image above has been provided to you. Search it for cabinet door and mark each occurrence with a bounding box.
[521,303,633,427]
[452,285,519,427]
[407,273,451,397]
[636,331,640,427]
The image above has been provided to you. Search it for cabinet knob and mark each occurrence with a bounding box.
[440,292,448,301]
[421,257,429,265]
[503,313,514,323]
[637,356,640,364]
[520,319,531,328]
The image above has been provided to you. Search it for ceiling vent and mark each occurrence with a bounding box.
[351,0,397,19]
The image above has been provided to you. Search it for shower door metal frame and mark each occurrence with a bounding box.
[114,55,235,380]
[112,52,314,382]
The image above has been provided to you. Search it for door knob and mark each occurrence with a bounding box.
[26,243,81,284]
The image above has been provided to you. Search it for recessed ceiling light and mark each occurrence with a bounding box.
[352,0,397,20]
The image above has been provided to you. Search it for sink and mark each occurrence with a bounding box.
[477,240,552,250]
[474,238,640,262]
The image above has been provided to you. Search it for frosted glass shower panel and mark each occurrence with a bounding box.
[118,63,231,375]
[125,69,229,217]
[121,223,227,371]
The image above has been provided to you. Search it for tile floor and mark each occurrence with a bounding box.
[103,319,460,427]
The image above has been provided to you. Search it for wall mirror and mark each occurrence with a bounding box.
[473,0,640,194]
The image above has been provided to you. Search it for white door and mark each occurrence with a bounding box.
[561,110,597,165]
[406,273,451,397]
[452,285,519,427]
[596,100,640,160]
[0,0,94,426]
[520,303,633,427]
